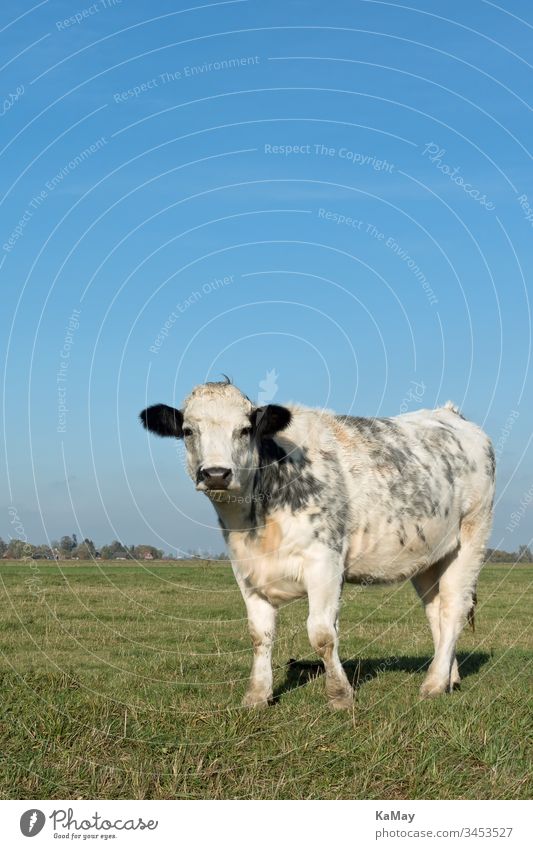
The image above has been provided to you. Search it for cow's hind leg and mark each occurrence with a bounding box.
[412,561,461,691]
[419,515,488,698]
[305,552,353,710]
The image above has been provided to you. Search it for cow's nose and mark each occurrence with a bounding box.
[199,466,233,489]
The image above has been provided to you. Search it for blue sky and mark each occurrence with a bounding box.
[1,0,532,553]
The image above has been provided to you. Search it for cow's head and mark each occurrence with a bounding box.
[139,380,291,497]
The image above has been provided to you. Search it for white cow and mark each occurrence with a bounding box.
[140,380,495,709]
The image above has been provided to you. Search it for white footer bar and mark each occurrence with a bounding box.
[2,799,531,847]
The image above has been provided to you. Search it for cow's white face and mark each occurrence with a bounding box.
[182,384,255,493]
[140,381,291,498]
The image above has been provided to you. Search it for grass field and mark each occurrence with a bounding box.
[0,560,531,800]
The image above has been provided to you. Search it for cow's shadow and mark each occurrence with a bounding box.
[273,651,491,700]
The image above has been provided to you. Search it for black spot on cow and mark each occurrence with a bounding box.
[486,443,496,480]
[416,524,426,543]
[252,441,324,518]
[336,415,400,439]
[442,457,455,485]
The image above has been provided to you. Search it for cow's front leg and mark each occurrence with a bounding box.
[305,555,353,711]
[242,590,277,708]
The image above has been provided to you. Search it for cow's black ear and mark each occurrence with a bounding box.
[139,404,184,438]
[251,404,292,438]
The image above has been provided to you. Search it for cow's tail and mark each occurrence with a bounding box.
[467,591,477,632]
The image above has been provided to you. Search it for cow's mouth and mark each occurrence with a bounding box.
[200,485,239,503]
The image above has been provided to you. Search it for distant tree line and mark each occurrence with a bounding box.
[0,534,165,561]
[486,545,532,563]
[0,533,528,563]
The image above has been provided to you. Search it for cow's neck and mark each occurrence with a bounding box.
[208,437,302,536]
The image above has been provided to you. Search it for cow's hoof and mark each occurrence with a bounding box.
[419,678,448,698]
[329,694,353,711]
[242,692,271,709]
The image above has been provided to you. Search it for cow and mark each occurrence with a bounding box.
[140,379,495,710]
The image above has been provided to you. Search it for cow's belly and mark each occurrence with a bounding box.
[344,515,460,583]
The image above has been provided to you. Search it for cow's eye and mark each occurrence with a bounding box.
[240,426,252,438]
[182,427,193,438]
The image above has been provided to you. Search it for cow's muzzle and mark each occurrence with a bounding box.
[197,466,233,490]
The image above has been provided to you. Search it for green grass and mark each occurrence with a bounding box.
[0,560,531,799]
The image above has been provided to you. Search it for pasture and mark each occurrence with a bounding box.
[0,561,531,800]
